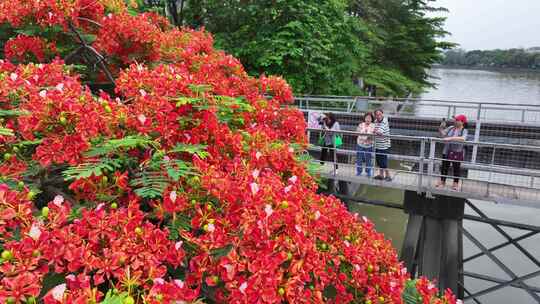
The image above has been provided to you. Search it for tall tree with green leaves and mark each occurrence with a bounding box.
[181,0,369,95]
[141,0,453,96]
[347,0,454,94]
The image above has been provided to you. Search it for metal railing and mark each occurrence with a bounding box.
[295,95,540,124]
[307,128,540,207]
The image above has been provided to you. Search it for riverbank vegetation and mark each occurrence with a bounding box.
[137,0,454,96]
[442,48,540,70]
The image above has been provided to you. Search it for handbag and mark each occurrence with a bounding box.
[334,135,343,148]
[317,134,325,146]
[447,151,464,161]
[317,133,343,147]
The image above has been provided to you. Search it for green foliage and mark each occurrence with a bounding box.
[99,290,132,304]
[442,48,540,70]
[0,109,29,117]
[167,214,192,240]
[349,0,455,93]
[181,0,368,95]
[86,135,157,157]
[130,171,169,198]
[170,143,209,159]
[210,244,233,259]
[39,273,66,299]
[64,136,203,199]
[296,151,326,188]
[164,159,198,182]
[131,158,199,198]
[63,158,124,180]
[0,127,14,136]
[362,66,422,96]
[136,0,453,96]
[402,279,423,304]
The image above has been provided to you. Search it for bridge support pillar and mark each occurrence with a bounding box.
[323,179,351,210]
[400,190,465,299]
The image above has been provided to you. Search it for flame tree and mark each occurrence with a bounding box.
[0,1,457,303]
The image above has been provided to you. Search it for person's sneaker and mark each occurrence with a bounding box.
[374,175,384,180]
[384,176,393,182]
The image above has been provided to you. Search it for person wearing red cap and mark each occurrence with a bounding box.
[436,114,469,190]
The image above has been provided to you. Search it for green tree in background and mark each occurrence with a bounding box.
[182,0,368,95]
[139,0,453,96]
[348,0,454,93]
[442,48,540,70]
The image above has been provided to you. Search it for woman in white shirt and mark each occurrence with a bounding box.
[356,112,375,177]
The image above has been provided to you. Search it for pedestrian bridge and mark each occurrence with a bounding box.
[297,96,540,208]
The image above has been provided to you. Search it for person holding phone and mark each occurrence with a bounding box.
[319,113,341,171]
[436,115,468,190]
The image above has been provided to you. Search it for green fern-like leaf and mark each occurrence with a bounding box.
[402,280,422,304]
[130,172,169,198]
[0,109,29,117]
[175,96,202,107]
[169,143,209,159]
[165,160,198,181]
[0,127,14,136]
[210,244,233,259]
[188,84,213,94]
[63,158,124,180]
[86,135,156,157]
[167,214,192,240]
[297,152,322,176]
[99,290,131,304]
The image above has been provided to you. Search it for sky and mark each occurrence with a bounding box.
[431,0,540,50]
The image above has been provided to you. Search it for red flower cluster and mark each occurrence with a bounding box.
[0,2,458,304]
[4,35,56,63]
[94,13,164,65]
[415,278,460,304]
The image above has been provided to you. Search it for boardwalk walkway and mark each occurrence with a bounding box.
[317,161,540,207]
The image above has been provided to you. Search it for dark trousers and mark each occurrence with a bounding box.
[320,145,338,170]
[441,156,461,183]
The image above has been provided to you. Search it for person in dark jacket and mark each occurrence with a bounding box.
[319,113,341,171]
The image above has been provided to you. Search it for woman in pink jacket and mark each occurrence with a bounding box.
[356,112,376,177]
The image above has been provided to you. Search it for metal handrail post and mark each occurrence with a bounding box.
[371,134,377,177]
[427,138,436,196]
[418,138,426,193]
[428,138,436,178]
[332,134,337,176]
[472,105,482,164]
[487,144,496,197]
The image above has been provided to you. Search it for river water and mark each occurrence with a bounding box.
[350,68,540,303]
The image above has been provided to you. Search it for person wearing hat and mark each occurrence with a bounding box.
[436,114,469,190]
